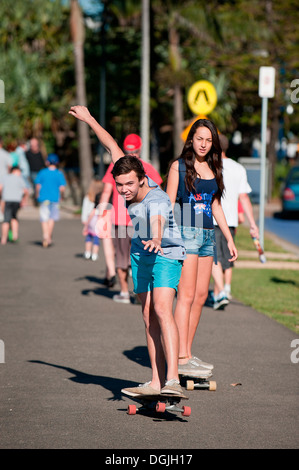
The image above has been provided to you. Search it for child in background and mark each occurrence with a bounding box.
[0,166,29,244]
[82,192,101,261]
[81,176,103,261]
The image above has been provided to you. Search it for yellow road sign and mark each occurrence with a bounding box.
[187,80,217,115]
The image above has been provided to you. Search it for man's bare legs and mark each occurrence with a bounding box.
[1,222,9,244]
[139,287,179,391]
[139,291,165,390]
[117,267,129,295]
[41,219,55,246]
[102,237,116,280]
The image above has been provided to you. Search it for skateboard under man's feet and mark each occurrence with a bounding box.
[122,391,191,417]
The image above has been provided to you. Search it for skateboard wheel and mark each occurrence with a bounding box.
[209,381,217,391]
[186,380,194,391]
[182,406,191,417]
[156,402,166,413]
[127,405,137,415]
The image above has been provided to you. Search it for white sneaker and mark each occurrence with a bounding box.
[224,285,233,300]
[161,379,185,397]
[178,360,213,378]
[91,253,98,261]
[122,381,160,397]
[84,251,91,260]
[113,293,130,304]
[191,356,214,370]
[213,294,229,310]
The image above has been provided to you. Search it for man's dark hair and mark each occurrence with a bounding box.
[111,155,146,181]
[219,134,229,153]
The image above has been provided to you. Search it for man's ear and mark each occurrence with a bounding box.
[139,177,146,187]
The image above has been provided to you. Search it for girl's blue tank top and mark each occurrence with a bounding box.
[176,158,218,229]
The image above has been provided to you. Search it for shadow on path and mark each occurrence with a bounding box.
[28,360,136,401]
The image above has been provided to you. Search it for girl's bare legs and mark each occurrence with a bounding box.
[174,255,213,363]
[174,254,198,365]
[187,256,213,357]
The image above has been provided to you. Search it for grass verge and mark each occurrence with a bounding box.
[232,226,299,333]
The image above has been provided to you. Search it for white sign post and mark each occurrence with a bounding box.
[0,79,4,103]
[258,66,275,249]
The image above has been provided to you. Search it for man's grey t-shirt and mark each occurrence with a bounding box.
[127,176,186,260]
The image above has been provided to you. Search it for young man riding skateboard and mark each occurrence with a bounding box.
[69,105,186,397]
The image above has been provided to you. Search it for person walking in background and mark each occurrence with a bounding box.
[100,133,162,303]
[166,119,238,377]
[35,153,66,248]
[81,175,103,261]
[25,138,46,204]
[0,165,29,244]
[16,140,31,189]
[82,192,102,261]
[211,134,259,309]
[0,137,12,222]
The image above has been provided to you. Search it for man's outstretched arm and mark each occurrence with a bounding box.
[69,105,124,163]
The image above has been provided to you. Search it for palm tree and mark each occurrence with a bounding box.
[70,0,93,197]
[153,1,223,157]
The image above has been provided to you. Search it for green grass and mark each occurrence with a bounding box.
[231,226,299,333]
[232,269,299,332]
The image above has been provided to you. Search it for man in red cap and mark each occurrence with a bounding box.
[123,134,143,154]
[100,133,163,303]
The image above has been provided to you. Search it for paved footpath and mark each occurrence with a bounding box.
[0,215,298,450]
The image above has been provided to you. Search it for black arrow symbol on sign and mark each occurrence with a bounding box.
[194,89,210,104]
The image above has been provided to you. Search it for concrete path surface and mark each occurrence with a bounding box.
[0,217,298,450]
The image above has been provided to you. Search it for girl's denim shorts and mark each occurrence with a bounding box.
[179,226,217,262]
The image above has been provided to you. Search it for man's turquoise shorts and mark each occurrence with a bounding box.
[131,253,183,294]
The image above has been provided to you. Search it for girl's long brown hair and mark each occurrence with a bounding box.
[170,119,224,202]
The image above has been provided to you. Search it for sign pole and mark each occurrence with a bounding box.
[258,66,275,250]
[259,96,268,250]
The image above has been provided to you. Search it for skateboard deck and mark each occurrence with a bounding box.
[179,372,217,391]
[251,236,267,263]
[123,392,191,417]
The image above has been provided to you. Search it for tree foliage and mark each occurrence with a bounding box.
[0,0,74,152]
[0,0,298,185]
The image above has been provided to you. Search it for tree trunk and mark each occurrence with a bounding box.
[268,97,280,197]
[70,0,93,198]
[169,24,184,158]
[173,84,184,158]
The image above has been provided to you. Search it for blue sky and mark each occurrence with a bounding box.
[79,0,103,16]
